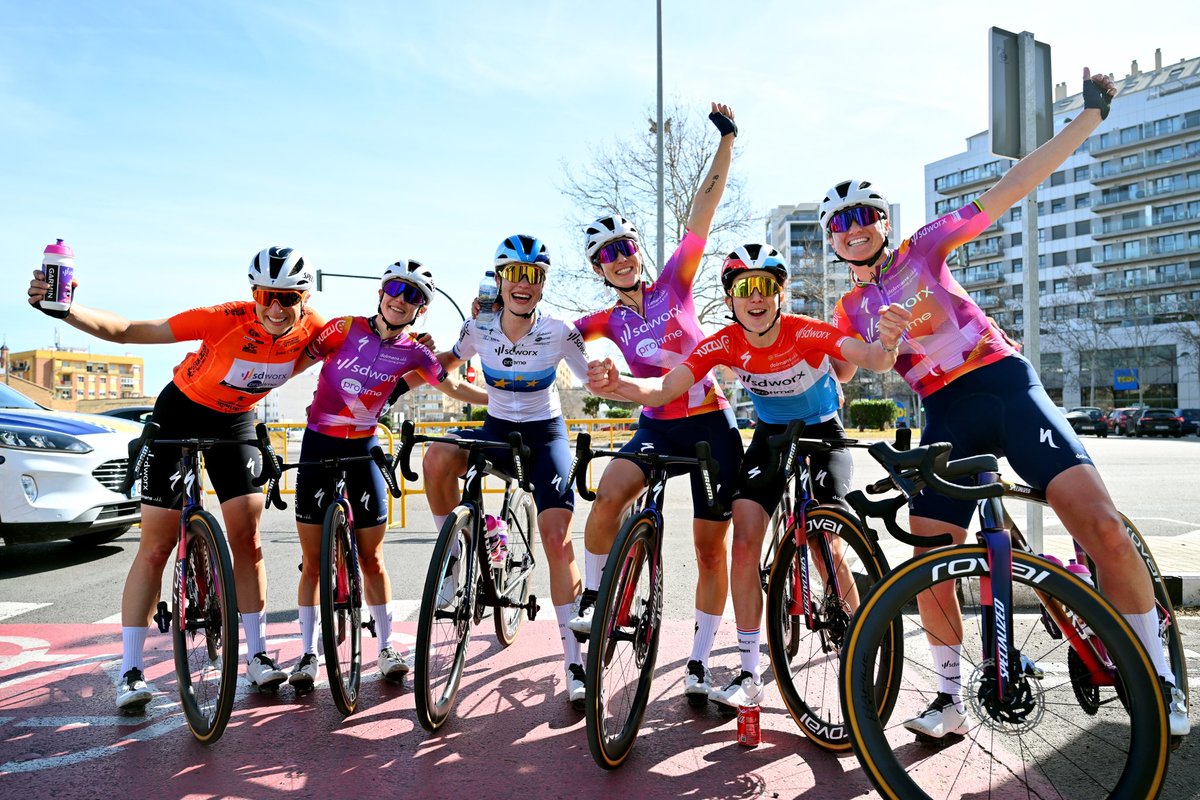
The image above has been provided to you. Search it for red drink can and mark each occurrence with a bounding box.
[737,704,761,746]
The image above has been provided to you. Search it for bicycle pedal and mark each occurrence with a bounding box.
[526,595,540,622]
[913,731,966,748]
[363,618,378,638]
[571,629,589,644]
[153,601,171,633]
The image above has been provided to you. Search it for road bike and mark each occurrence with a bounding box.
[260,445,402,715]
[121,421,282,744]
[567,432,718,770]
[840,439,1172,799]
[397,421,539,732]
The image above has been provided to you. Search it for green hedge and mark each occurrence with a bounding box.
[848,399,899,430]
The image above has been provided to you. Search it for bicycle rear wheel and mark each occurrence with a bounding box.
[766,506,894,751]
[764,506,801,659]
[494,488,535,646]
[414,506,476,731]
[842,547,1169,800]
[584,513,662,770]
[320,502,362,716]
[173,509,239,744]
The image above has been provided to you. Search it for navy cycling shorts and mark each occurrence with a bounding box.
[620,409,742,521]
[294,430,388,527]
[733,417,853,516]
[455,415,573,513]
[913,355,1093,529]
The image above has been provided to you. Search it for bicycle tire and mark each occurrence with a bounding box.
[766,505,894,751]
[494,489,535,646]
[842,547,1169,800]
[320,502,362,716]
[173,509,239,744]
[584,513,662,770]
[763,506,801,660]
[414,506,475,731]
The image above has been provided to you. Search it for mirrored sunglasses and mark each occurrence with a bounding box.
[597,239,638,265]
[728,274,781,298]
[498,263,546,285]
[252,288,305,308]
[827,205,884,233]
[382,280,428,305]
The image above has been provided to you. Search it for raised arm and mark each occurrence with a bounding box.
[686,102,737,239]
[28,270,177,344]
[976,68,1115,220]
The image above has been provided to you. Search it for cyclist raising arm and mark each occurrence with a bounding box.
[590,246,907,707]
[569,102,746,704]
[824,67,1187,738]
[26,247,325,709]
[422,235,595,707]
[284,261,486,691]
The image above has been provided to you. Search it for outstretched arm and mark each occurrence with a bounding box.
[589,360,696,408]
[977,68,1115,219]
[686,102,737,239]
[27,270,177,344]
[838,304,910,372]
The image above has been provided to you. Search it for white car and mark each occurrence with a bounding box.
[0,383,143,547]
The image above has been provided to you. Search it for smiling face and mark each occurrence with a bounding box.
[379,279,427,328]
[827,207,891,277]
[252,287,307,336]
[498,264,545,316]
[724,269,783,336]
[591,237,642,290]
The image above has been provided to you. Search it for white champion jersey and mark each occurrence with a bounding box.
[452,312,590,423]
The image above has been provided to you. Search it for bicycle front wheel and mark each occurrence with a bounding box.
[494,488,535,646]
[764,505,801,660]
[766,505,894,751]
[585,513,662,770]
[173,509,239,744]
[414,506,476,731]
[842,547,1169,800]
[320,502,362,716]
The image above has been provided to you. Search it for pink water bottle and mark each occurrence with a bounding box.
[1066,559,1094,587]
[39,239,75,319]
[485,514,508,566]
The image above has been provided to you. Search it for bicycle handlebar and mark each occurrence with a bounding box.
[398,420,532,493]
[566,431,719,512]
[746,419,862,490]
[120,421,161,496]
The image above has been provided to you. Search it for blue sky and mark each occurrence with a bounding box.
[3,1,1198,392]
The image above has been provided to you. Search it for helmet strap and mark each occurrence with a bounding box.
[375,303,411,333]
[726,307,782,339]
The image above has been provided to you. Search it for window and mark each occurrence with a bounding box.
[1074,166,1090,181]
[1050,170,1066,187]
[1051,198,1066,213]
[1076,247,1092,263]
[1012,285,1023,299]
[1052,252,1069,267]
[1010,206,1022,222]
[1012,258,1023,273]
[1054,278,1068,294]
[1011,232,1023,247]
[1075,220,1091,236]
[1051,224,1067,240]
[1075,192,1091,208]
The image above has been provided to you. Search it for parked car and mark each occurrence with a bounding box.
[736,417,756,430]
[1108,407,1138,436]
[0,383,142,547]
[1126,407,1183,438]
[99,405,155,424]
[1177,408,1200,436]
[1065,407,1107,437]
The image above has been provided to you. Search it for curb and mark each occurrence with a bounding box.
[1164,574,1200,608]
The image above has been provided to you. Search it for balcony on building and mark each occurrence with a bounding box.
[956,264,1004,288]
[934,161,1006,196]
[1086,110,1200,158]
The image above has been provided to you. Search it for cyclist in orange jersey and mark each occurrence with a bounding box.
[27,246,325,710]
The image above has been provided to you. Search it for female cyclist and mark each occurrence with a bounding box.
[421,235,595,707]
[570,102,745,704]
[589,245,907,707]
[27,246,325,710]
[285,260,485,691]
[823,67,1187,738]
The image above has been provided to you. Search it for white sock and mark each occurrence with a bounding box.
[121,626,150,674]
[242,611,266,659]
[1123,609,1173,682]
[931,644,964,710]
[737,627,761,680]
[298,605,319,654]
[433,514,449,534]
[584,549,606,592]
[369,603,392,654]
[690,610,723,666]
[555,603,582,668]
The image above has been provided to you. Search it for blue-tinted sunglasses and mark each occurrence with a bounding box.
[828,206,884,233]
[382,280,428,305]
[597,239,638,264]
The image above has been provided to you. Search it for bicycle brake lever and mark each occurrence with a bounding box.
[398,420,420,482]
[370,445,403,498]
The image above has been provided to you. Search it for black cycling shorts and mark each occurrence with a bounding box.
[293,430,389,527]
[733,417,853,516]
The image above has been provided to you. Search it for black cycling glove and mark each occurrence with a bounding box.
[1082,76,1113,120]
[708,110,737,138]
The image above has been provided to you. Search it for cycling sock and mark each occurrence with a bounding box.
[931,644,964,709]
[120,626,149,674]
[369,603,392,653]
[298,605,319,654]
[242,611,266,659]
[690,610,723,666]
[432,513,449,534]
[555,603,583,667]
[1123,609,1173,682]
[737,627,761,680]
[584,549,606,591]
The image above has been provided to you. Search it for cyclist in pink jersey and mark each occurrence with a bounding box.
[590,245,906,707]
[569,102,747,704]
[826,68,1186,739]
[283,261,485,691]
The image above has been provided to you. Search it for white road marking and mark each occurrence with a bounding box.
[0,602,51,622]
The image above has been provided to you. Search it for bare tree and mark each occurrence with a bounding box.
[553,101,753,324]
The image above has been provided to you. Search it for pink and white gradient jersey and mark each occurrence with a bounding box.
[832,201,1020,399]
[306,316,447,438]
[574,231,730,420]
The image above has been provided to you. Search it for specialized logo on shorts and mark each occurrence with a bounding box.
[1039,428,1059,449]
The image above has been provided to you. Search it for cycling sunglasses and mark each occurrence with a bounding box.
[827,205,885,233]
[728,274,781,298]
[498,263,546,285]
[382,280,428,305]
[597,239,638,264]
[252,288,306,308]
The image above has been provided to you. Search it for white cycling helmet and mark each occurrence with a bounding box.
[818,179,890,232]
[248,246,314,291]
[381,259,436,304]
[584,214,640,261]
